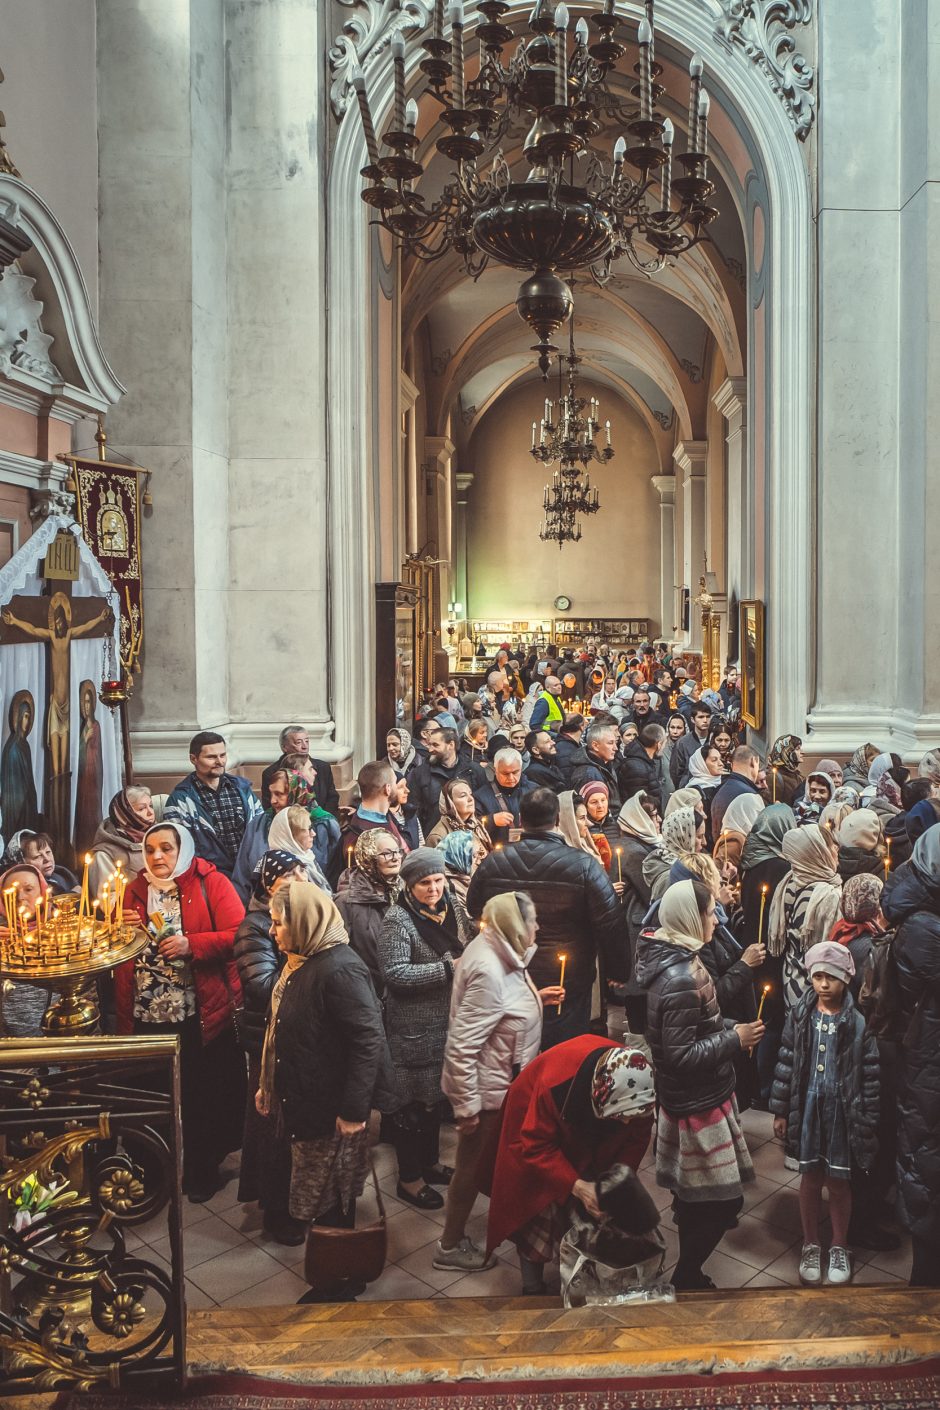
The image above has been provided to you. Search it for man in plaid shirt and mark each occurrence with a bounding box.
[164,732,262,877]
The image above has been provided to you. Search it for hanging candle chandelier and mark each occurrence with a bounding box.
[351,0,718,375]
[531,317,615,472]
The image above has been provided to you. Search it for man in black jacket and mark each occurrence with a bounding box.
[473,748,536,844]
[710,745,762,835]
[525,731,565,792]
[408,726,471,831]
[569,721,623,813]
[554,713,586,785]
[466,788,626,1049]
[618,723,666,812]
[670,702,714,788]
[627,687,665,731]
[278,724,339,818]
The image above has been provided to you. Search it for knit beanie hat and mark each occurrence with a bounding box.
[399,847,446,887]
[805,940,855,982]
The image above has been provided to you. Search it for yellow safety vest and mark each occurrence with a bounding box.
[540,690,564,729]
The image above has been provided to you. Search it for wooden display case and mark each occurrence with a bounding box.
[553,618,652,648]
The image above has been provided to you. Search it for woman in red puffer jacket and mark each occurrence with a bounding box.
[114,821,246,1202]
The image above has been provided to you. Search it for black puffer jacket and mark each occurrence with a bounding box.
[233,909,282,1057]
[837,844,882,882]
[334,868,396,997]
[769,988,879,1170]
[617,740,663,811]
[569,747,623,813]
[525,756,565,792]
[410,756,473,831]
[881,851,940,1247]
[555,734,584,786]
[273,945,398,1141]
[465,830,625,993]
[634,932,740,1116]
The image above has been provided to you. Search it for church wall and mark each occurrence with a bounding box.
[466,379,661,627]
[0,0,99,310]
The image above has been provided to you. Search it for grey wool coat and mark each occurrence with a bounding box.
[377,892,471,1106]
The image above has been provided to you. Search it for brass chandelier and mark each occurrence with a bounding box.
[351,0,718,374]
[534,318,609,546]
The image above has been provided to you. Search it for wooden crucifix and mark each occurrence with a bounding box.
[0,547,114,856]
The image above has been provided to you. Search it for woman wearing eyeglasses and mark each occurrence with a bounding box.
[334,829,405,999]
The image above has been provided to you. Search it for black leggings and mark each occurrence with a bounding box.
[672,1196,743,1290]
[390,1101,442,1184]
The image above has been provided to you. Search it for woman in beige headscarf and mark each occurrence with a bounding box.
[768,824,843,1012]
[436,892,545,1273]
[258,882,396,1303]
[558,790,605,866]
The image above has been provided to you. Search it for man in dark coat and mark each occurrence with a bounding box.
[617,723,666,812]
[555,713,587,786]
[710,745,763,835]
[881,826,940,1286]
[569,721,623,814]
[466,788,625,1048]
[472,748,536,845]
[525,731,565,792]
[278,725,339,818]
[670,702,714,788]
[408,726,472,832]
[626,687,665,731]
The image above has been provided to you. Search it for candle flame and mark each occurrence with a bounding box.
[762,983,772,993]
[761,883,769,894]
[85,854,92,865]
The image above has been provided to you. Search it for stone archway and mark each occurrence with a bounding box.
[326,0,815,759]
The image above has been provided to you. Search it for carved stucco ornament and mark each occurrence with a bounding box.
[330,0,432,119]
[712,0,816,141]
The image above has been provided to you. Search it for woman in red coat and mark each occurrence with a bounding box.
[486,1035,655,1294]
[115,821,246,1202]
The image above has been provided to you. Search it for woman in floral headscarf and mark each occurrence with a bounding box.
[643,804,706,901]
[768,824,843,1011]
[385,727,417,778]
[89,785,156,892]
[768,735,805,807]
[334,828,404,997]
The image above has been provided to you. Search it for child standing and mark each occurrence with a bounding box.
[770,941,880,1286]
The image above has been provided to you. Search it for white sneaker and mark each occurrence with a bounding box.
[784,1154,800,1172]
[799,1243,823,1285]
[432,1238,495,1272]
[826,1245,852,1285]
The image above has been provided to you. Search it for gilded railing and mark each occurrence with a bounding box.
[0,1034,185,1395]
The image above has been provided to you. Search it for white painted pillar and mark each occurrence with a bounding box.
[424,434,455,618]
[454,470,474,621]
[401,372,421,558]
[650,474,676,641]
[674,440,708,650]
[713,378,747,608]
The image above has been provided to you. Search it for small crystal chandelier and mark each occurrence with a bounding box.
[530,319,615,472]
[351,0,719,375]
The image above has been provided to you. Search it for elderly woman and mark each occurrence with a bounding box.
[120,822,246,1202]
[0,862,53,1035]
[436,892,544,1273]
[259,882,396,1303]
[485,1037,656,1294]
[636,879,763,1289]
[234,849,308,1244]
[268,804,332,891]
[89,785,155,892]
[436,829,483,907]
[836,807,884,881]
[579,780,618,861]
[427,777,491,854]
[334,828,403,996]
[843,743,880,793]
[769,735,805,807]
[643,805,706,902]
[559,789,606,869]
[379,847,471,1210]
[386,727,417,778]
[768,824,843,1012]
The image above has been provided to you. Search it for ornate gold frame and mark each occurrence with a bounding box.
[739,599,765,730]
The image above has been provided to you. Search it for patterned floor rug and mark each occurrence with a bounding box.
[54,1358,940,1409]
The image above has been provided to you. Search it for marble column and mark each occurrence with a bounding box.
[712,378,747,610]
[673,440,708,650]
[424,434,455,621]
[650,474,676,641]
[401,372,421,558]
[454,470,474,622]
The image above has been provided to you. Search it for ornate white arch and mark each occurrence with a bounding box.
[327,0,814,758]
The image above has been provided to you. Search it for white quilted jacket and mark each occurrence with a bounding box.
[441,927,543,1118]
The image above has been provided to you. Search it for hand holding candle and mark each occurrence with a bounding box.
[757,982,771,1022]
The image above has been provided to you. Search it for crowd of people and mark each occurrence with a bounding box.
[3,649,940,1301]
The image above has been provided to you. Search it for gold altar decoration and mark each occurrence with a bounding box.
[695,570,722,693]
[0,863,148,1033]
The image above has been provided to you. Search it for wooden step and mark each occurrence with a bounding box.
[187,1288,940,1384]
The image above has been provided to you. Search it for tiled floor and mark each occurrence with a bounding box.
[126,1106,911,1309]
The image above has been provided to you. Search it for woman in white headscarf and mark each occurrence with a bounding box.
[268,804,332,892]
[635,878,762,1289]
[768,824,843,1010]
[616,791,662,1033]
[558,790,605,866]
[712,791,765,874]
[643,804,706,902]
[437,892,544,1273]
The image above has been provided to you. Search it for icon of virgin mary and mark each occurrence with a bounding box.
[74,679,103,855]
[1,690,39,835]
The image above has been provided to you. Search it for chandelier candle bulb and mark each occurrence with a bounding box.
[688,55,704,151]
[554,4,569,108]
[404,99,419,135]
[532,420,537,448]
[351,68,381,166]
[613,134,626,184]
[449,1,465,109]
[575,17,588,48]
[638,17,653,121]
[698,89,711,164]
[391,31,406,131]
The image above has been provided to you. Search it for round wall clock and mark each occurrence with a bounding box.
[553,594,572,612]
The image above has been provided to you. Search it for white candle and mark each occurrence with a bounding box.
[554,4,569,107]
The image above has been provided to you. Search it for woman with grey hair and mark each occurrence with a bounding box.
[89,785,157,891]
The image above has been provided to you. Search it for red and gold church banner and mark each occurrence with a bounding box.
[70,456,145,675]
